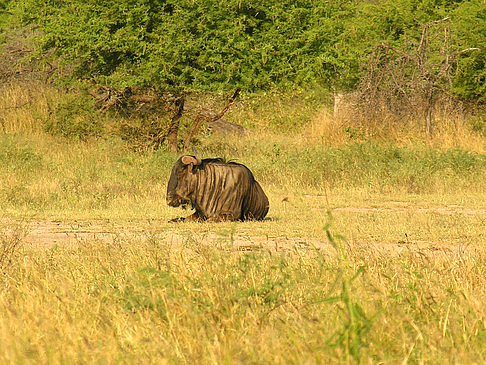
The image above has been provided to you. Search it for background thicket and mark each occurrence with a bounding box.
[1,0,485,150]
[3,0,484,96]
[1,0,485,151]
[2,0,484,149]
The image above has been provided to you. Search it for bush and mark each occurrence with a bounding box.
[43,93,104,140]
[469,115,486,137]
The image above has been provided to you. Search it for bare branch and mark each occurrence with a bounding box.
[358,17,468,137]
[454,47,481,56]
[183,89,241,151]
[418,17,451,53]
[378,43,414,62]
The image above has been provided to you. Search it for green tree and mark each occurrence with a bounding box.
[452,0,486,102]
[6,0,483,98]
[11,0,358,93]
[8,0,360,151]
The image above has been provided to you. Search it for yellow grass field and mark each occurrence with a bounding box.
[1,84,486,363]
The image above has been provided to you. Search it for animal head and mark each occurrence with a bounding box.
[166,155,202,207]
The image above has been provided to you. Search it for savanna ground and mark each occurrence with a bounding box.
[1,83,486,364]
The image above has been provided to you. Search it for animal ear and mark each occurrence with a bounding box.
[182,155,202,166]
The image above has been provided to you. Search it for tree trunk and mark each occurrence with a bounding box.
[425,106,434,137]
[424,90,435,138]
[167,97,184,153]
[333,92,344,120]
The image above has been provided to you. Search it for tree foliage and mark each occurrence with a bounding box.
[452,0,486,101]
[9,0,356,93]
[351,0,485,103]
[3,0,484,99]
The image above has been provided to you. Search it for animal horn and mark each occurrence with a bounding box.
[192,147,202,165]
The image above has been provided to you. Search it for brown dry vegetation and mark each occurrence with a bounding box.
[1,219,485,363]
[305,100,486,153]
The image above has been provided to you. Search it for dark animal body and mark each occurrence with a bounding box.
[167,155,269,222]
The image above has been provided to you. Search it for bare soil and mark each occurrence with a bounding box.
[2,205,484,258]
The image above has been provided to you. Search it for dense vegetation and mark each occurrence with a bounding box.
[1,0,484,98]
[1,0,484,151]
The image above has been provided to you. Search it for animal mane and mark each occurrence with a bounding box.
[202,157,226,164]
[202,157,241,165]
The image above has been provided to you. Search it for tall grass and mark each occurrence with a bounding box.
[325,92,486,153]
[200,134,486,194]
[0,222,26,271]
[0,227,485,363]
[1,82,486,363]
[2,132,486,219]
[0,82,55,135]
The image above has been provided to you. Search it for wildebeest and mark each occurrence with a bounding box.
[166,155,269,222]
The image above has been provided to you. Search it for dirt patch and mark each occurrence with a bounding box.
[1,218,482,259]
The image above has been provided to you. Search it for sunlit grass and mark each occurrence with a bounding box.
[1,223,485,363]
[1,131,485,245]
[1,83,486,363]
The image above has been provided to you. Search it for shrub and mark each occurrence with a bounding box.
[42,93,104,140]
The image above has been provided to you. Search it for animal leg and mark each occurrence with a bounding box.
[168,212,203,223]
[168,217,186,223]
[184,212,204,222]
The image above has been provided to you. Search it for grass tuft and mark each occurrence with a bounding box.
[0,234,485,363]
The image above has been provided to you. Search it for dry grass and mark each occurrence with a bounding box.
[1,83,486,363]
[0,220,485,364]
[0,82,59,135]
[305,106,486,152]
